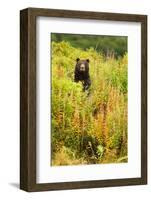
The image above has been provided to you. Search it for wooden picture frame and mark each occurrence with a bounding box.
[20,7,147,192]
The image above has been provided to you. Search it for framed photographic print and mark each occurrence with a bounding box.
[20,8,147,192]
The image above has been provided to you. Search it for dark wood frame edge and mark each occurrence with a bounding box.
[20,7,147,192]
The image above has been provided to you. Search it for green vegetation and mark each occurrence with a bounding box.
[51,40,128,166]
[52,33,127,58]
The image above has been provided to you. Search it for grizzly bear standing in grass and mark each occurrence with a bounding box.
[74,58,91,91]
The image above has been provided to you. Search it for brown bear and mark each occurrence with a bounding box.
[74,58,91,91]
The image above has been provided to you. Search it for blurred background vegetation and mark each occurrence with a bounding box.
[52,33,127,58]
[51,33,128,166]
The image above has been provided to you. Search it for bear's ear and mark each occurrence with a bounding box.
[86,59,90,63]
[76,58,80,62]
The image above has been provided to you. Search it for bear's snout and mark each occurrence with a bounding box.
[79,63,85,71]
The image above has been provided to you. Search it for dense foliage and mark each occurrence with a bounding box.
[51,41,128,166]
[52,33,127,58]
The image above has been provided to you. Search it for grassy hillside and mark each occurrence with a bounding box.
[51,41,128,166]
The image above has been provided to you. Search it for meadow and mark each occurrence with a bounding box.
[51,40,128,166]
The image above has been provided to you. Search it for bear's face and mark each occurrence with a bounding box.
[76,58,90,72]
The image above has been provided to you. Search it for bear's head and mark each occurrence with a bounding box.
[76,58,90,72]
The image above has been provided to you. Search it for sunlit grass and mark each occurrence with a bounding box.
[51,41,128,166]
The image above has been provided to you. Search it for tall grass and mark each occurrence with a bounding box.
[51,41,128,166]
